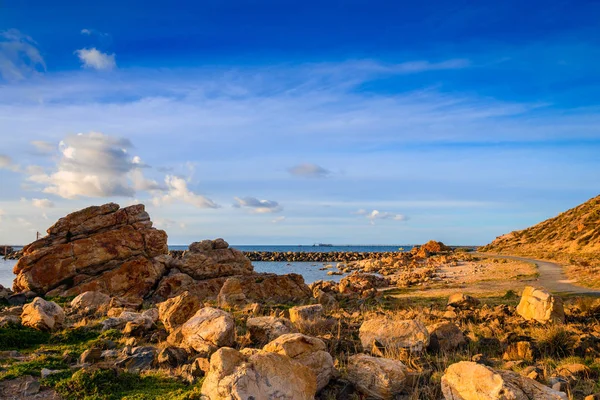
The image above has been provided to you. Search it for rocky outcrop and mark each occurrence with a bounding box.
[217,273,312,308]
[263,333,335,392]
[179,239,253,280]
[347,354,408,400]
[201,347,317,399]
[359,318,430,353]
[21,297,65,331]
[441,361,568,399]
[13,203,168,299]
[516,286,565,324]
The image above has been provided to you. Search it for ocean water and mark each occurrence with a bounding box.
[0,245,412,289]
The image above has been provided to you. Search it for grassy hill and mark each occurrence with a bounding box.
[480,194,600,259]
[479,195,600,287]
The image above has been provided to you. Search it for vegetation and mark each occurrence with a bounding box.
[52,369,203,400]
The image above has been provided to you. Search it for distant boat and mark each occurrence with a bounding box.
[313,243,333,247]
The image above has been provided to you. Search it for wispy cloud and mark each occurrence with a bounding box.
[288,163,330,178]
[354,209,407,225]
[0,29,45,81]
[31,198,54,208]
[152,175,219,209]
[31,140,55,154]
[75,48,116,70]
[233,196,282,213]
[272,216,286,223]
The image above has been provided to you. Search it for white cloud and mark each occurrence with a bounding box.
[272,216,286,223]
[0,155,12,168]
[75,48,116,70]
[233,196,282,213]
[152,175,219,209]
[354,209,407,225]
[31,140,55,154]
[288,163,330,178]
[0,29,45,81]
[31,198,54,208]
[27,132,138,198]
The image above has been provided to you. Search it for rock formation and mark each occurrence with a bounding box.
[11,203,312,307]
[13,203,168,299]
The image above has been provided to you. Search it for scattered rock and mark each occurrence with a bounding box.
[20,297,65,331]
[347,353,408,400]
[448,293,481,309]
[157,291,201,333]
[427,322,466,352]
[289,304,323,324]
[247,316,297,344]
[181,307,235,355]
[115,346,156,372]
[441,361,568,400]
[79,347,103,364]
[516,286,565,324]
[359,318,430,353]
[201,347,316,400]
[157,346,188,368]
[70,291,111,314]
[263,333,335,392]
[503,341,535,362]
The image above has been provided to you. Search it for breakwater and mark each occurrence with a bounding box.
[169,250,405,262]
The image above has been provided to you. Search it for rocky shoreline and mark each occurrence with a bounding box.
[0,203,597,399]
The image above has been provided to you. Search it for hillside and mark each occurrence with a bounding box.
[480,194,600,261]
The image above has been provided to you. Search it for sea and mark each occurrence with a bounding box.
[0,244,413,289]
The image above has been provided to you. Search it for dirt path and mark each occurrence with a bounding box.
[473,252,600,296]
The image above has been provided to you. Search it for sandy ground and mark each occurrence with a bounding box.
[387,258,539,299]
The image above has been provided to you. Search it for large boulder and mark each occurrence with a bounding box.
[263,333,335,392]
[359,318,430,353]
[441,361,568,400]
[179,239,253,280]
[201,347,316,399]
[21,297,65,331]
[70,291,111,314]
[347,354,408,400]
[181,307,235,354]
[247,316,297,344]
[157,291,201,333]
[13,203,168,299]
[516,286,565,324]
[217,273,312,307]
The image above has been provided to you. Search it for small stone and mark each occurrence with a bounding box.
[22,380,41,396]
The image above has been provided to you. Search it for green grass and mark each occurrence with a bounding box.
[0,354,68,381]
[0,324,51,350]
[53,369,204,400]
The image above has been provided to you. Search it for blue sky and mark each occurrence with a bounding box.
[0,0,599,245]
